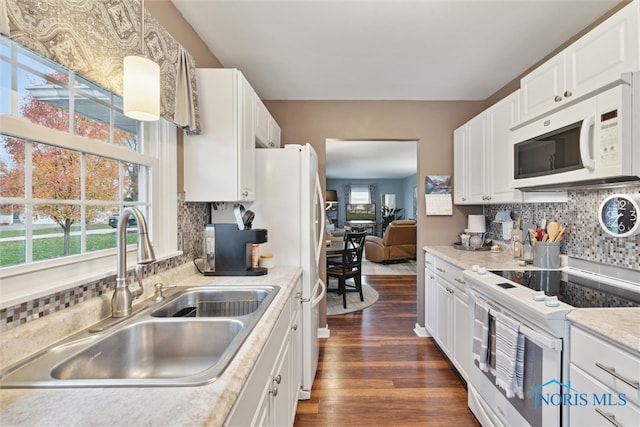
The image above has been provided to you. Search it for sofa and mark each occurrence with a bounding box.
[364,219,417,263]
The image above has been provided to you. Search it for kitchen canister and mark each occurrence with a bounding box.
[533,242,561,268]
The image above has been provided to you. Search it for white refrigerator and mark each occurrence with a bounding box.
[250,143,326,400]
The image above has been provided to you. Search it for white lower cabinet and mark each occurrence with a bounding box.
[426,252,470,381]
[435,278,452,356]
[424,253,436,335]
[568,325,640,427]
[225,278,302,427]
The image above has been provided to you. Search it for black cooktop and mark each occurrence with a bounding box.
[490,270,640,309]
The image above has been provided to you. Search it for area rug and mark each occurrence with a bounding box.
[326,281,379,316]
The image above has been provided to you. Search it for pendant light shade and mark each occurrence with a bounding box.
[123,55,160,121]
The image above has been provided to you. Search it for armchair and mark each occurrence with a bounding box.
[364,219,416,263]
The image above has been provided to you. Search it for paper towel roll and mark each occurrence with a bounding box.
[467,215,486,233]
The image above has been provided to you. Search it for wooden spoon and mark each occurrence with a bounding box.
[554,225,566,242]
[547,221,561,242]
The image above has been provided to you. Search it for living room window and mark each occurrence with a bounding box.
[349,185,371,203]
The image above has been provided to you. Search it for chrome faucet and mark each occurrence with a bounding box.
[112,207,156,318]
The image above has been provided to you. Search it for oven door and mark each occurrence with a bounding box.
[468,292,563,427]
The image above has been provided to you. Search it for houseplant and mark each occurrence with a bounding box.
[381,206,403,233]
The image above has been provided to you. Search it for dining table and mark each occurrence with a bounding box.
[325,240,345,257]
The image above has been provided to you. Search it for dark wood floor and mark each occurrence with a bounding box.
[294,275,480,427]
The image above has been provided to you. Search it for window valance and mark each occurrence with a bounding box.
[1,0,200,133]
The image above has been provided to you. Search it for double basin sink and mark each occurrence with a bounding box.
[0,285,279,388]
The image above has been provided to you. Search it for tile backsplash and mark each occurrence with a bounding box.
[484,183,640,271]
[3,184,639,332]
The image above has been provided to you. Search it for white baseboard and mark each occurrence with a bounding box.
[413,323,431,337]
[318,325,330,338]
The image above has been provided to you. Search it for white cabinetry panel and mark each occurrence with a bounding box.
[520,2,639,123]
[183,68,256,202]
[453,91,522,204]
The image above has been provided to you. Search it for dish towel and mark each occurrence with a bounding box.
[494,313,525,399]
[471,299,490,372]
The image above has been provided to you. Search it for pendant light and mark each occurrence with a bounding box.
[123,0,160,121]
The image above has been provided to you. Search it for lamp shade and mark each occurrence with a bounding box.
[123,55,160,121]
[467,214,486,233]
[326,189,338,202]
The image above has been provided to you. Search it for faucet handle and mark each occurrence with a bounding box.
[154,283,176,303]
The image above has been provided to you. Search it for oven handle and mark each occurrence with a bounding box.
[488,308,563,352]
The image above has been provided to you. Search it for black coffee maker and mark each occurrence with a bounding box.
[203,223,268,276]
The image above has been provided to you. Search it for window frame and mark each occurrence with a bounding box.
[0,116,179,309]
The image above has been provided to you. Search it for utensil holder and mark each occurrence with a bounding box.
[533,242,560,268]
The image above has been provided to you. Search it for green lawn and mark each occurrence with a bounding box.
[0,229,139,267]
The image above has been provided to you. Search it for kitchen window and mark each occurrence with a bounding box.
[0,37,178,307]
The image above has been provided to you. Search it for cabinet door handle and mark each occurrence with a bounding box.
[292,323,298,331]
[595,362,640,389]
[428,275,435,280]
[454,278,466,285]
[270,386,279,397]
[554,95,563,102]
[564,90,572,98]
[436,267,446,273]
[274,374,282,384]
[595,408,622,427]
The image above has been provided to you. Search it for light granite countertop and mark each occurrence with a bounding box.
[0,263,302,427]
[423,245,561,271]
[424,245,639,354]
[567,308,640,353]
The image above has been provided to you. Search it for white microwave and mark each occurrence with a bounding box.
[510,72,640,190]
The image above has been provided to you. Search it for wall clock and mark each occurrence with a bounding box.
[598,194,640,238]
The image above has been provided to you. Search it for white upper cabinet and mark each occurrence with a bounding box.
[453,126,468,204]
[465,113,487,204]
[255,97,270,147]
[267,116,281,148]
[255,97,281,148]
[183,68,256,202]
[520,1,639,122]
[454,91,523,205]
[487,91,522,203]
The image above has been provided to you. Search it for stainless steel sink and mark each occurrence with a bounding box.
[151,287,273,318]
[52,319,243,380]
[0,285,279,388]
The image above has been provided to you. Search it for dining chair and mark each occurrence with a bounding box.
[326,232,366,308]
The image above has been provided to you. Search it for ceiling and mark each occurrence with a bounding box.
[171,0,620,101]
[171,0,621,179]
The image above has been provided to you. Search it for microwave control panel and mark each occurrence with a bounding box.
[598,108,620,165]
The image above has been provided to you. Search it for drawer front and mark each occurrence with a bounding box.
[569,364,640,427]
[571,326,640,406]
[424,252,436,270]
[433,258,466,291]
